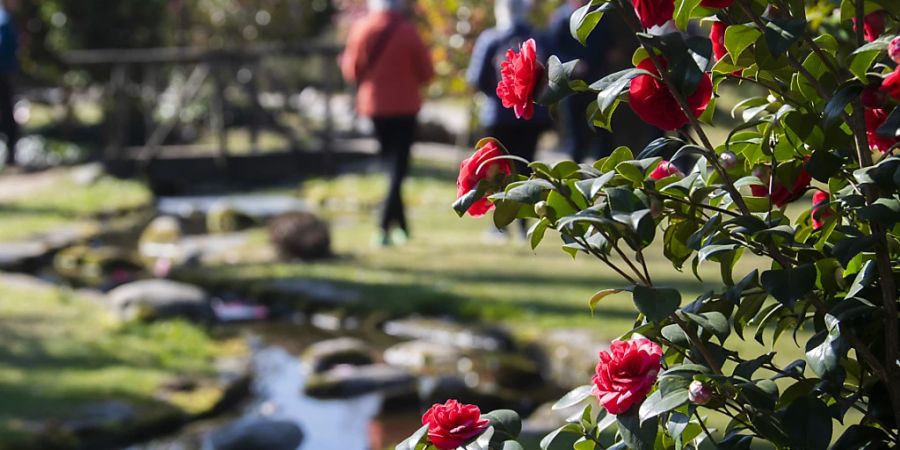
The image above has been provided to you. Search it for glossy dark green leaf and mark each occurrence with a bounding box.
[638,388,689,423]
[503,179,555,204]
[805,314,849,381]
[762,17,806,55]
[875,106,900,142]
[830,425,891,450]
[617,409,657,450]
[632,285,681,322]
[552,385,593,410]
[395,425,428,450]
[806,149,845,182]
[485,410,522,441]
[784,395,832,450]
[823,83,863,129]
[538,56,582,105]
[760,264,816,307]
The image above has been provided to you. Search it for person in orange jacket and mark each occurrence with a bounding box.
[341,0,434,246]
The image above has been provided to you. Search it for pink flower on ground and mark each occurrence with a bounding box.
[592,338,663,415]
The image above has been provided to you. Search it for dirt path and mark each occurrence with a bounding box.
[0,168,65,202]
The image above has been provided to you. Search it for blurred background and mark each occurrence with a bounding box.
[0,1,759,449]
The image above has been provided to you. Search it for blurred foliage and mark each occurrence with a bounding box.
[14,0,334,84]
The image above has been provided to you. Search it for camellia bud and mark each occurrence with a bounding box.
[689,380,712,405]
[890,37,900,64]
[719,151,738,169]
[534,201,549,218]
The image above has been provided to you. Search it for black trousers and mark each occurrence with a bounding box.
[0,74,17,166]
[372,115,416,233]
[485,123,544,176]
[485,123,545,235]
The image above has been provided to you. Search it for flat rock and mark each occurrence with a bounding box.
[0,241,46,269]
[107,279,213,322]
[382,317,514,352]
[209,418,304,450]
[535,329,609,389]
[383,339,461,374]
[158,195,308,220]
[302,337,374,374]
[303,364,415,399]
[262,278,361,305]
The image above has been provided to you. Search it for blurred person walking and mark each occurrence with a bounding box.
[341,0,434,246]
[547,0,615,162]
[467,0,550,238]
[0,0,17,168]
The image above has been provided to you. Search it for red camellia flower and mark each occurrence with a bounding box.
[710,21,728,62]
[853,11,886,43]
[890,37,900,64]
[861,83,886,109]
[865,108,899,153]
[497,38,541,120]
[456,140,512,217]
[629,58,713,131]
[811,191,833,230]
[881,69,900,102]
[750,166,812,207]
[700,0,733,8]
[421,400,490,450]
[633,0,675,28]
[591,338,663,415]
[650,160,682,180]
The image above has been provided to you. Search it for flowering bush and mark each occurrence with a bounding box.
[404,0,900,449]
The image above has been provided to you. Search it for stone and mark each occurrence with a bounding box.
[383,340,461,374]
[65,400,136,434]
[267,212,331,260]
[107,279,213,322]
[157,194,309,220]
[138,216,183,259]
[261,278,361,306]
[70,163,105,185]
[382,317,515,352]
[303,364,415,399]
[52,245,143,289]
[302,337,374,374]
[421,376,522,413]
[209,418,304,450]
[206,202,257,234]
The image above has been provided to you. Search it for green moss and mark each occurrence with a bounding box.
[0,278,240,446]
[0,174,152,242]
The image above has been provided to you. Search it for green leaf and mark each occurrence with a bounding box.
[569,2,607,45]
[528,218,550,250]
[538,56,582,105]
[552,385,593,410]
[599,146,634,172]
[638,388,689,423]
[823,83,863,129]
[632,285,681,322]
[589,289,624,312]
[500,441,525,450]
[784,395,832,450]
[617,409,657,450]
[395,425,428,450]
[684,311,730,342]
[485,410,522,441]
[805,313,849,381]
[806,149,844,182]
[540,424,580,450]
[724,24,762,63]
[846,259,876,299]
[848,35,891,80]
[503,179,555,204]
[876,107,900,142]
[763,17,806,55]
[760,264,816,307]
[673,0,701,30]
[453,186,487,217]
[830,425,891,450]
[492,200,520,229]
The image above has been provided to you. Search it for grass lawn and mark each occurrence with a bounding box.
[0,276,242,448]
[0,171,152,242]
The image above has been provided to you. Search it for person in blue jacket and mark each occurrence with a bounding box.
[547,0,616,162]
[467,0,550,174]
[0,0,18,167]
[467,0,550,238]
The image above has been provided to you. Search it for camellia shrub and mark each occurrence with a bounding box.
[399,0,900,449]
